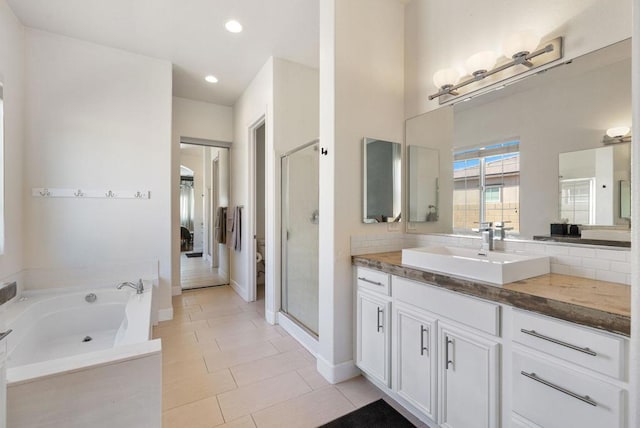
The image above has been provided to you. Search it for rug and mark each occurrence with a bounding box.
[185,252,203,258]
[319,399,416,428]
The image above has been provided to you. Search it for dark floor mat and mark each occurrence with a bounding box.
[185,252,203,258]
[319,399,416,428]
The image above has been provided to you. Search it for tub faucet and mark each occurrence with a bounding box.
[473,222,494,255]
[117,279,144,294]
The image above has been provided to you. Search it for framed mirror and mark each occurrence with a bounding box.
[363,137,401,223]
[559,144,630,225]
[408,146,439,222]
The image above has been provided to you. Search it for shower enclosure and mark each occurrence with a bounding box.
[281,141,319,336]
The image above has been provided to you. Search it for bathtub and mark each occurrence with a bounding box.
[4,283,162,428]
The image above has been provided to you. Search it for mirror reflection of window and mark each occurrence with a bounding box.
[453,141,520,234]
[559,178,595,224]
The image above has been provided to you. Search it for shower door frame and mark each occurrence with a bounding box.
[280,139,320,338]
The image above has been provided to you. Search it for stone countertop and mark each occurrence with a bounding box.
[353,251,630,337]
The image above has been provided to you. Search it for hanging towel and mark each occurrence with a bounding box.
[215,207,227,244]
[226,210,234,249]
[228,206,242,251]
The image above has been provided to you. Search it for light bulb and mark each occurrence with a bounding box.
[606,126,630,138]
[502,30,541,58]
[205,75,219,83]
[225,20,243,33]
[465,51,497,76]
[433,68,460,89]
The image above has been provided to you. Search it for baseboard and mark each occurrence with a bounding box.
[158,307,173,322]
[265,309,277,325]
[229,278,249,302]
[316,355,360,384]
[277,312,318,356]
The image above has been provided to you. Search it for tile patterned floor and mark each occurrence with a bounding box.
[180,253,228,290]
[154,285,428,428]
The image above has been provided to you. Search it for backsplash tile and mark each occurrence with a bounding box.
[350,232,631,285]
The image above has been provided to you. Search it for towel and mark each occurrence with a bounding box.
[215,207,227,244]
[227,206,242,251]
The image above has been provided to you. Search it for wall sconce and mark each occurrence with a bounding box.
[429,31,563,103]
[603,126,631,144]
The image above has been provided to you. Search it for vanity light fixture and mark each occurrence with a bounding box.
[429,31,563,103]
[225,20,243,33]
[603,126,631,144]
[465,51,498,79]
[205,75,219,83]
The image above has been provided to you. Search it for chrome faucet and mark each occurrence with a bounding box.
[494,221,513,240]
[117,279,144,294]
[473,222,494,255]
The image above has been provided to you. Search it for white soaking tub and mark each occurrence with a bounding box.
[4,283,161,428]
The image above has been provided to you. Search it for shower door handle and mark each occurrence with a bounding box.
[0,329,12,342]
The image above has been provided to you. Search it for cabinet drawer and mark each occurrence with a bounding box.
[513,310,626,380]
[393,276,500,336]
[512,352,624,428]
[356,267,390,296]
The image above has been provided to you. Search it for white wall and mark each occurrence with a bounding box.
[171,96,233,295]
[23,30,173,316]
[231,57,318,323]
[0,0,24,283]
[318,0,405,382]
[405,0,633,118]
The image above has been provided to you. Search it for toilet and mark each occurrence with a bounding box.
[256,239,265,284]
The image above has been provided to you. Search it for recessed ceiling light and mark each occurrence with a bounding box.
[205,75,219,83]
[225,20,243,33]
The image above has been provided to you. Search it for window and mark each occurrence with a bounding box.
[559,178,595,224]
[453,141,520,233]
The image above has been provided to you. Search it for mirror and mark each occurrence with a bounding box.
[408,146,439,222]
[559,144,630,225]
[363,137,402,223]
[405,38,631,240]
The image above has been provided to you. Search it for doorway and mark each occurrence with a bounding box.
[179,142,230,290]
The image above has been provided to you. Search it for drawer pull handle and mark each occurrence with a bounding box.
[445,336,453,369]
[420,325,428,356]
[358,277,384,287]
[521,371,597,407]
[377,307,383,332]
[0,329,11,342]
[520,329,597,356]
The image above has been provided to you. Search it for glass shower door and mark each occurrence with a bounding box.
[281,142,319,335]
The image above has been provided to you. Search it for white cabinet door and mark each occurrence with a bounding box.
[393,303,437,420]
[438,323,499,428]
[356,290,391,386]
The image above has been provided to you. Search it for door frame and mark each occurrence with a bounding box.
[247,117,266,303]
[210,156,220,269]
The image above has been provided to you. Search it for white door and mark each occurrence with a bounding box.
[0,328,11,428]
[356,290,391,387]
[438,323,499,428]
[393,303,437,420]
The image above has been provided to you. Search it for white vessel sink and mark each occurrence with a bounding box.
[580,229,630,242]
[401,246,550,285]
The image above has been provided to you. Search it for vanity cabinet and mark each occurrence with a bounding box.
[438,323,499,428]
[356,268,392,387]
[391,276,500,427]
[392,302,437,420]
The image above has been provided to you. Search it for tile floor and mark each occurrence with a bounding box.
[154,285,428,428]
[180,253,228,290]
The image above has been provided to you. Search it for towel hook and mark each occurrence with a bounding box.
[105,190,115,198]
[74,189,85,197]
[39,188,51,197]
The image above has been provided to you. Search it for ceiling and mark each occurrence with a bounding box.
[7,0,319,106]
